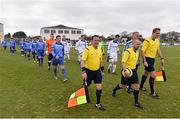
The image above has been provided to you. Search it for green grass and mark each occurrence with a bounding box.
[0,46,180,118]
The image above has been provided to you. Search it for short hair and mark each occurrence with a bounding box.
[50,33,54,36]
[56,35,61,39]
[92,35,99,39]
[152,28,160,33]
[132,32,139,36]
[115,34,120,38]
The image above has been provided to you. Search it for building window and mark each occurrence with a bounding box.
[58,30,63,34]
[51,30,56,34]
[77,31,82,34]
[71,30,76,34]
[44,30,49,34]
[64,30,69,34]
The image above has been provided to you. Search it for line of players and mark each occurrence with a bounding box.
[1,33,141,82]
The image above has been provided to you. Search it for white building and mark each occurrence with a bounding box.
[0,23,4,41]
[40,24,84,41]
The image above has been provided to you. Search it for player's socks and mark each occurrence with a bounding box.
[140,75,147,88]
[108,63,112,70]
[53,67,57,77]
[112,84,120,97]
[62,68,67,79]
[113,84,120,92]
[149,76,155,94]
[48,61,51,70]
[96,89,102,104]
[33,55,35,61]
[134,90,139,104]
[112,64,116,73]
[38,58,41,64]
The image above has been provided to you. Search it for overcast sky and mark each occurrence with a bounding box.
[0,0,180,37]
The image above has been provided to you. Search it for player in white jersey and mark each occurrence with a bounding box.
[65,40,71,60]
[61,36,70,60]
[75,35,87,63]
[107,35,120,74]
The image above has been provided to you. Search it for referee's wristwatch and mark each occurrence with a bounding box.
[160,57,164,60]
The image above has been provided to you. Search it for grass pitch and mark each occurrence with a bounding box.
[0,46,180,118]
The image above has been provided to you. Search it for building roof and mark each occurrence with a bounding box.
[41,24,83,30]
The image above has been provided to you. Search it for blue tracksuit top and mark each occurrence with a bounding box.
[52,42,64,58]
[37,41,45,51]
[31,41,38,52]
[1,40,7,46]
[9,40,16,47]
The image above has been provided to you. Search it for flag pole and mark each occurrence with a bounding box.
[161,64,167,82]
[84,80,90,103]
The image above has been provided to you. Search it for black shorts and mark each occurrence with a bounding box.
[85,68,102,86]
[48,53,53,61]
[145,57,155,72]
[121,69,139,85]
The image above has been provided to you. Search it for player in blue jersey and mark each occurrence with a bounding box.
[36,37,45,66]
[19,39,25,56]
[1,39,7,51]
[9,38,16,54]
[25,40,32,60]
[31,38,38,63]
[52,35,67,81]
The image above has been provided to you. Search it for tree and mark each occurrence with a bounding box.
[12,31,27,39]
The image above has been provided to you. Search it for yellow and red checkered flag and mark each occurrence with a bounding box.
[154,66,167,82]
[68,87,87,108]
[68,80,90,108]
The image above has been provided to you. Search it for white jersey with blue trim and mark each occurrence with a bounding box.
[107,40,119,54]
[75,39,87,54]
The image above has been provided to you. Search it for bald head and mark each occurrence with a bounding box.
[133,39,141,50]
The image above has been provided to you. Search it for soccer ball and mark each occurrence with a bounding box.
[122,68,133,78]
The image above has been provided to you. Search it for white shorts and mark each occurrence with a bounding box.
[109,53,118,62]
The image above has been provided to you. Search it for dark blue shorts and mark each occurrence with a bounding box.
[145,57,155,72]
[52,57,64,65]
[10,46,15,51]
[121,69,139,85]
[3,46,7,49]
[85,68,102,86]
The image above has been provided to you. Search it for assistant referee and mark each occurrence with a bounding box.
[81,35,105,111]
